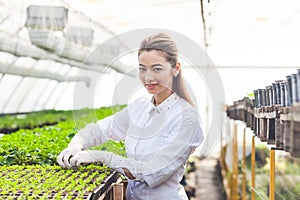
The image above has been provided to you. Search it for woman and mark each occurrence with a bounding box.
[57,33,204,200]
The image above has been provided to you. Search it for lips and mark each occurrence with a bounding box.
[145,83,158,90]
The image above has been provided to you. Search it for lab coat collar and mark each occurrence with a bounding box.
[150,93,180,113]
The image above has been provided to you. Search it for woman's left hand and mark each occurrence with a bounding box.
[70,150,136,180]
[70,150,113,167]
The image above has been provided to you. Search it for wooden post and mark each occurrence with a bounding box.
[113,183,124,200]
[232,122,239,200]
[242,128,247,200]
[270,148,275,200]
[251,135,256,200]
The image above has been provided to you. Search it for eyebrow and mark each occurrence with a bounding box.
[139,63,166,68]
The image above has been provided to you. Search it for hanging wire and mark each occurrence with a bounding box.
[200,0,208,48]
[199,0,221,49]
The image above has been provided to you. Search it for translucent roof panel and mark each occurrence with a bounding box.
[17,78,53,112]
[34,80,60,111]
[0,74,23,113]
[3,77,36,113]
[43,82,68,110]
[55,82,75,110]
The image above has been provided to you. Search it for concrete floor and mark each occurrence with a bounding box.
[186,157,227,200]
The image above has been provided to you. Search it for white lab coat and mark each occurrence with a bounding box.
[73,93,204,200]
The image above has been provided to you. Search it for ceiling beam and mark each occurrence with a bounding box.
[0,61,91,86]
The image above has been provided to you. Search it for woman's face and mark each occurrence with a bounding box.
[138,50,174,97]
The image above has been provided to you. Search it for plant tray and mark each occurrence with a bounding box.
[0,165,118,199]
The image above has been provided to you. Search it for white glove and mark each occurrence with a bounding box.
[70,150,127,175]
[57,144,83,168]
[69,150,187,188]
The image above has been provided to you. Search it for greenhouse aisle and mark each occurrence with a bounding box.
[187,155,227,200]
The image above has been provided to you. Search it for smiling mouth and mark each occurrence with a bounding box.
[145,83,159,89]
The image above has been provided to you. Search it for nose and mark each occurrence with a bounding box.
[144,70,155,82]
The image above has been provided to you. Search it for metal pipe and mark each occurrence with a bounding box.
[286,75,293,106]
[267,85,276,145]
[275,81,282,105]
[266,85,273,106]
[254,90,259,108]
[280,81,288,107]
[291,74,298,103]
[261,89,267,107]
[274,81,283,148]
[260,89,268,142]
[272,83,277,105]
[257,89,263,108]
[297,69,300,102]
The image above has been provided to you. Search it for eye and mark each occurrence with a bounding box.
[153,68,162,72]
[139,67,146,72]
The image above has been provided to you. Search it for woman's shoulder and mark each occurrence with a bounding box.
[178,98,198,112]
[177,98,201,122]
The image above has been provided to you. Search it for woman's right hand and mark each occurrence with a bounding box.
[57,145,82,168]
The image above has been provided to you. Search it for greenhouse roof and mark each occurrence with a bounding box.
[0,0,300,113]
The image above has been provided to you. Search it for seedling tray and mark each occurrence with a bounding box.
[0,165,118,199]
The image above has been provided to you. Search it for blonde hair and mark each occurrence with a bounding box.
[138,33,194,106]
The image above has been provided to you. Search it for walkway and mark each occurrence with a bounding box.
[186,156,227,200]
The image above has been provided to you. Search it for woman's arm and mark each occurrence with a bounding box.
[57,107,130,168]
[70,107,130,149]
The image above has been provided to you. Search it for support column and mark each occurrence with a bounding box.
[251,136,256,200]
[242,128,247,200]
[270,148,275,200]
[232,122,239,200]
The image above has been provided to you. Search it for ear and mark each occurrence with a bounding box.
[173,62,181,77]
